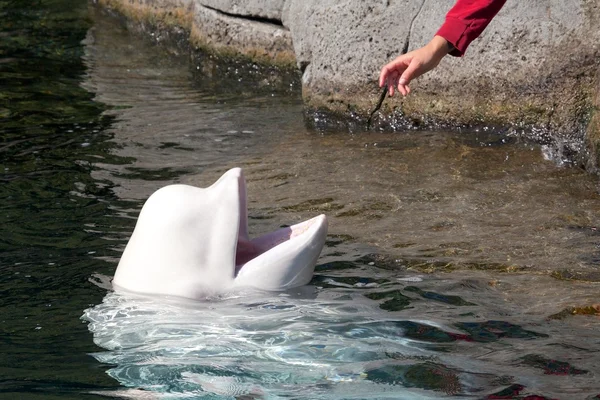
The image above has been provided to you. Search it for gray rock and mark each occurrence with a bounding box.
[197,0,285,21]
[97,0,600,169]
[282,0,424,102]
[274,1,423,110]
[191,2,294,65]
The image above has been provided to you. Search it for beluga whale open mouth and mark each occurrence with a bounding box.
[113,168,328,299]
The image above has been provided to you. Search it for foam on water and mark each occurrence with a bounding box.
[83,287,483,399]
[82,259,600,399]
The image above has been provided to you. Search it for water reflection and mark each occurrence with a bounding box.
[82,6,303,201]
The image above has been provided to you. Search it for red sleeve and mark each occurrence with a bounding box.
[436,0,507,57]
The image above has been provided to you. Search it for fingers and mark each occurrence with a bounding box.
[399,59,421,87]
[387,70,399,96]
[379,59,403,87]
[397,82,409,96]
[396,59,423,96]
[379,56,411,97]
[378,64,391,88]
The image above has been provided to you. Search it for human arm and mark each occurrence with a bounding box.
[379,0,507,96]
[437,0,507,57]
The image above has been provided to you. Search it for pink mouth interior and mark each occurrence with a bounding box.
[234,218,317,274]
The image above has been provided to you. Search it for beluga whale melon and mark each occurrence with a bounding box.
[113,168,328,299]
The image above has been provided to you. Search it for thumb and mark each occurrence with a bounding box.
[398,60,421,86]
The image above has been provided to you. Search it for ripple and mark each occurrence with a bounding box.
[83,266,600,399]
[83,289,468,398]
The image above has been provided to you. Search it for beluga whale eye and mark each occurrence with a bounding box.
[112,167,328,299]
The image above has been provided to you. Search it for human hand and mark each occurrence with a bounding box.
[379,36,451,96]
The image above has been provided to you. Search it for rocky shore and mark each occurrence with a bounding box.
[96,0,600,170]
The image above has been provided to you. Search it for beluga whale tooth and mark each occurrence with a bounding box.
[113,168,328,299]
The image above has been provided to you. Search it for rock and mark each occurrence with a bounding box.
[96,0,600,170]
[282,0,423,113]
[192,1,294,66]
[288,2,599,148]
[402,0,600,168]
[199,0,285,21]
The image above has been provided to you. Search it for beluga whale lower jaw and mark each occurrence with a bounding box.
[113,168,328,299]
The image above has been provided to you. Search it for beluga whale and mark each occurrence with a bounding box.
[113,168,328,299]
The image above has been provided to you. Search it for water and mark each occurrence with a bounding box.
[82,272,599,399]
[1,1,600,399]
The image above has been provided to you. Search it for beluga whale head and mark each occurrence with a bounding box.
[113,168,328,299]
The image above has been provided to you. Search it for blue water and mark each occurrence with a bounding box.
[81,272,581,399]
[2,1,600,399]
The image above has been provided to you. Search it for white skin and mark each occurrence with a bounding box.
[379,35,452,96]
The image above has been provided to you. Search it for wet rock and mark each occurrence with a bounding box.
[547,304,600,320]
[287,1,600,169]
[96,0,600,169]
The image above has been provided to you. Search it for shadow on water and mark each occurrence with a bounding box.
[1,1,600,399]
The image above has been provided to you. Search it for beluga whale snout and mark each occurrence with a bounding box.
[113,168,328,299]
